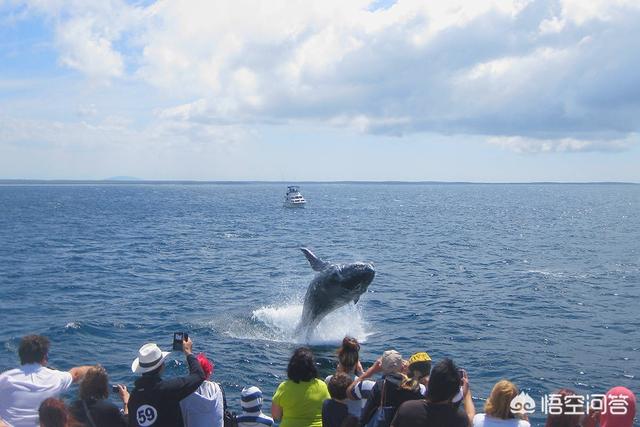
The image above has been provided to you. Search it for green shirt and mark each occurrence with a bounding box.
[272,378,330,427]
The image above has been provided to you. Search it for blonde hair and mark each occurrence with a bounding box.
[484,380,518,420]
[400,359,431,393]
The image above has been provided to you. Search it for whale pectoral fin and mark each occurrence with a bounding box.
[301,247,328,271]
[353,295,360,304]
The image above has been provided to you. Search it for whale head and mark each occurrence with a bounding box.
[332,262,375,294]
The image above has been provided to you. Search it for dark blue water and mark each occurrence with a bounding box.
[1,184,638,426]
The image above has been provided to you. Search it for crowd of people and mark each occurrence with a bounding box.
[0,335,636,427]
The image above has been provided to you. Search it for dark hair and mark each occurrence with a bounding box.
[19,335,50,365]
[287,347,318,383]
[328,372,352,400]
[544,389,582,427]
[39,398,70,427]
[426,358,460,403]
[79,365,109,400]
[340,415,359,427]
[337,336,360,373]
[142,365,164,376]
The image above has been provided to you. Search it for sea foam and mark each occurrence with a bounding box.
[221,301,371,345]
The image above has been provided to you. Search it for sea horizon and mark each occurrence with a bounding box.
[1,179,638,185]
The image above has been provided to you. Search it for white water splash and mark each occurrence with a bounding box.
[223,302,371,345]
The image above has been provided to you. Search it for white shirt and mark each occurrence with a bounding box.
[237,412,274,427]
[0,364,73,427]
[473,413,531,427]
[180,380,224,427]
[325,374,366,418]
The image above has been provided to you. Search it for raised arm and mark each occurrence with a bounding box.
[69,365,93,383]
[346,358,382,399]
[461,374,475,425]
[159,338,205,401]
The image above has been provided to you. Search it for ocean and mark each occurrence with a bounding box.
[0,183,638,426]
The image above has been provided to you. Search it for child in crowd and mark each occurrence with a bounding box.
[236,386,274,427]
[180,353,224,427]
[325,337,365,420]
[323,372,358,427]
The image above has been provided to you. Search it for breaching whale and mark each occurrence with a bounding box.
[294,248,375,339]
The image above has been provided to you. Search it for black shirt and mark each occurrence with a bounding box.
[391,400,469,427]
[361,377,424,426]
[322,399,349,427]
[70,398,128,427]
[128,353,205,427]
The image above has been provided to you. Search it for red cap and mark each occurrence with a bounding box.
[601,386,636,427]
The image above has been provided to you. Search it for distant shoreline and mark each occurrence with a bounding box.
[0,179,638,185]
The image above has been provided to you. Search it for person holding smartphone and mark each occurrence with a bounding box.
[128,336,205,427]
[69,365,129,427]
[391,358,475,427]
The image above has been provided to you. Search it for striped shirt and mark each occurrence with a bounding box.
[236,413,274,427]
[238,387,273,427]
[351,378,426,399]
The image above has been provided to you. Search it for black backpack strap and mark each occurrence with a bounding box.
[220,383,228,410]
[82,400,98,427]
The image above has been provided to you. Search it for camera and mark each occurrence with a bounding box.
[111,384,120,393]
[458,368,466,380]
[172,332,189,351]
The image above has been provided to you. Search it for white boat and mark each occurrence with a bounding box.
[284,186,306,208]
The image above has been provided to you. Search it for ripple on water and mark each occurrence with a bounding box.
[1,183,639,427]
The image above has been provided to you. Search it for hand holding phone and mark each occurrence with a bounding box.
[172,332,186,351]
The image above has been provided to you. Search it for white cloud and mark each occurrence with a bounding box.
[12,0,640,151]
[0,111,247,150]
[56,17,124,80]
[488,134,638,153]
[19,0,143,81]
[0,113,253,179]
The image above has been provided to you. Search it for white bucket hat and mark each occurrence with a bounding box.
[131,343,170,374]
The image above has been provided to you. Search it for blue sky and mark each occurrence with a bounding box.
[1,0,639,182]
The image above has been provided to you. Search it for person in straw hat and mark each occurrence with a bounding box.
[127,336,205,427]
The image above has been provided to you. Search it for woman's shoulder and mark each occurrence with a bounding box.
[472,413,485,425]
[274,379,297,393]
[312,378,330,391]
[91,398,122,413]
[199,380,223,396]
[276,378,327,390]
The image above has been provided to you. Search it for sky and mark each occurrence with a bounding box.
[1,0,639,182]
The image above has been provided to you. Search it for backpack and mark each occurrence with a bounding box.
[220,385,238,427]
[363,380,395,427]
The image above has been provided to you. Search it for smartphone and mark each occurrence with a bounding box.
[172,332,186,351]
[458,368,466,380]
